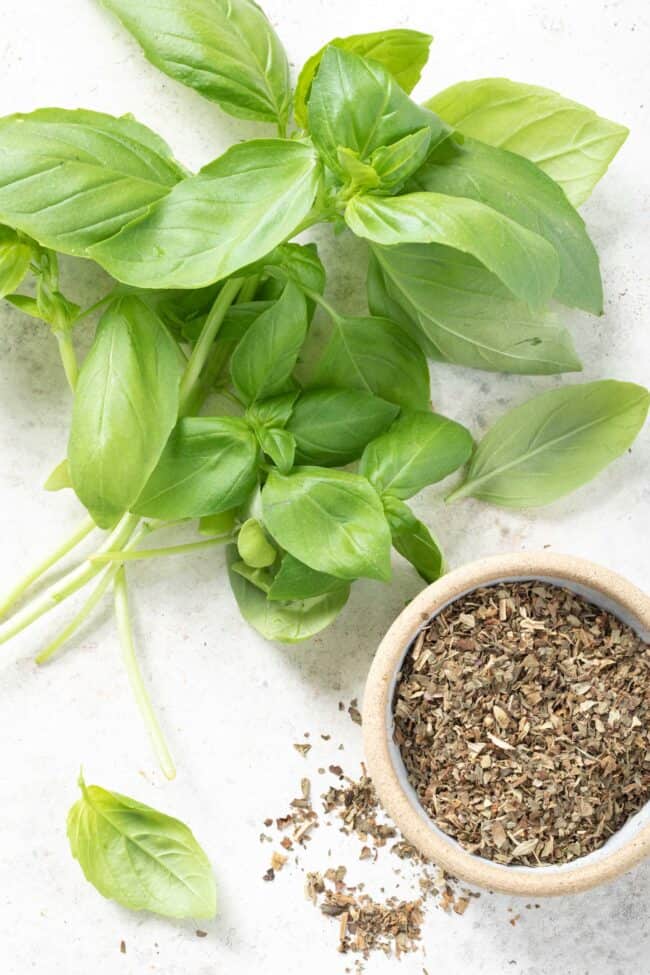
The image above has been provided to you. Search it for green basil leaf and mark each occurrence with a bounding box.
[231,559,273,593]
[412,137,602,315]
[68,296,182,529]
[262,467,392,581]
[102,0,291,127]
[44,459,72,492]
[360,411,473,499]
[227,546,349,643]
[91,140,321,289]
[4,293,41,320]
[246,392,298,430]
[134,416,259,520]
[447,380,649,508]
[346,191,559,310]
[307,46,449,179]
[230,281,307,404]
[287,388,399,467]
[258,242,326,297]
[310,314,430,411]
[0,109,184,255]
[257,426,296,474]
[267,552,347,601]
[237,518,276,568]
[371,243,582,375]
[0,226,32,298]
[369,127,432,193]
[199,509,238,535]
[67,775,216,919]
[426,78,628,207]
[294,29,433,129]
[219,301,274,344]
[383,496,444,584]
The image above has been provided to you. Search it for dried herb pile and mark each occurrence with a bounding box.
[393,582,650,865]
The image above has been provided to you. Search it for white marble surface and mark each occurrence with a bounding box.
[0,1,648,973]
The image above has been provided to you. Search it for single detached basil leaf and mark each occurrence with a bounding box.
[0,225,32,298]
[227,547,350,643]
[360,411,473,499]
[237,518,276,568]
[102,0,291,127]
[346,191,559,310]
[370,128,432,193]
[257,426,296,474]
[383,496,444,584]
[371,243,582,375]
[426,78,628,207]
[230,281,307,404]
[311,314,430,411]
[267,552,347,601]
[67,776,216,919]
[44,459,72,492]
[91,140,321,289]
[287,388,399,467]
[307,46,449,179]
[263,467,392,582]
[68,296,182,529]
[448,380,650,508]
[413,137,602,315]
[0,109,184,256]
[294,28,433,128]
[134,416,259,520]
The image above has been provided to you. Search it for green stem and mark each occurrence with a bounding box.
[92,536,232,563]
[303,288,342,322]
[237,274,260,303]
[0,513,139,646]
[179,278,243,414]
[73,292,115,325]
[114,566,176,780]
[0,516,96,619]
[56,329,79,391]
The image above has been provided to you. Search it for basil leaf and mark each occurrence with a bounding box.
[0,226,32,298]
[257,242,326,298]
[67,775,216,919]
[230,281,307,404]
[134,416,259,520]
[246,392,298,430]
[102,0,291,127]
[426,78,628,207]
[346,192,559,310]
[371,244,582,375]
[267,553,347,601]
[91,140,321,289]
[287,388,399,467]
[413,137,602,315]
[294,28,433,128]
[44,459,72,492]
[257,426,296,474]
[219,301,274,344]
[448,380,650,507]
[310,314,430,411]
[237,518,276,568]
[383,496,444,584]
[199,509,238,535]
[68,296,182,529]
[307,47,449,179]
[370,127,432,193]
[360,411,473,499]
[0,109,184,255]
[227,547,349,642]
[262,467,392,581]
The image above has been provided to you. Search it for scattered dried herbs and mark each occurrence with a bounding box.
[393,581,649,865]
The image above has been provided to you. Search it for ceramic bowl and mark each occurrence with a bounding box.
[362,552,650,896]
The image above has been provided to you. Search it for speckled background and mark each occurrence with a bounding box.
[0,1,648,973]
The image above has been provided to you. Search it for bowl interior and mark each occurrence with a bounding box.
[385,573,650,877]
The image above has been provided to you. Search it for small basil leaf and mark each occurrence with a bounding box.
[337,148,381,195]
[68,296,182,529]
[448,380,650,507]
[237,518,276,568]
[294,29,433,129]
[267,553,347,601]
[219,301,274,344]
[0,109,184,256]
[383,496,444,584]
[346,191,559,311]
[0,225,32,298]
[44,459,72,492]
[91,140,321,289]
[231,559,273,593]
[102,0,291,127]
[134,416,259,520]
[262,467,392,582]
[426,78,628,207]
[287,388,399,467]
[247,392,299,430]
[360,411,473,499]
[227,546,350,643]
[369,128,432,193]
[310,315,430,411]
[230,281,308,404]
[4,293,41,320]
[257,427,296,474]
[259,242,326,297]
[199,510,238,536]
[67,775,217,919]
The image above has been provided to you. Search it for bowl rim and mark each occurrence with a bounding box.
[362,551,650,896]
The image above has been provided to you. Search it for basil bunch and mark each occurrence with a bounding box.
[0,0,647,784]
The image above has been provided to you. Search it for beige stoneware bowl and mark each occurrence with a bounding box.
[363,552,650,896]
